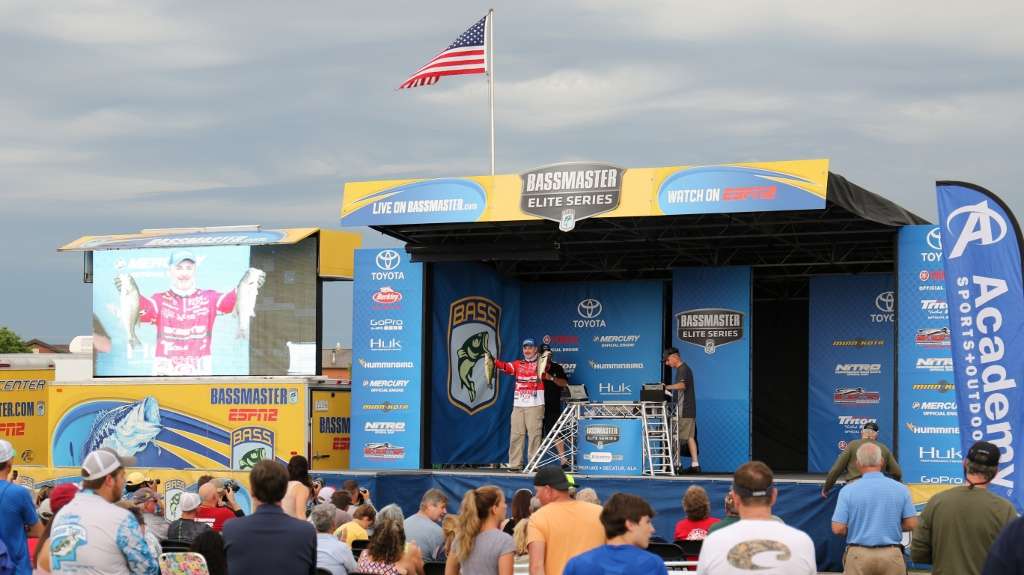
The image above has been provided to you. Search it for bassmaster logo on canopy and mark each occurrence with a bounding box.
[210,387,298,405]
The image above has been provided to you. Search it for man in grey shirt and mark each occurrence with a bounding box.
[404,488,448,560]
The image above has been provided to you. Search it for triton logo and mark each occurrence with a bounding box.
[946,200,1008,259]
[838,416,877,426]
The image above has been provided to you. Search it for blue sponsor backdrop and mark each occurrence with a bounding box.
[938,182,1024,512]
[657,165,826,215]
[897,225,961,485]
[577,418,643,475]
[431,263,520,464]
[93,246,251,376]
[671,267,751,472]
[350,249,424,470]
[807,275,894,472]
[520,281,663,402]
[342,179,487,226]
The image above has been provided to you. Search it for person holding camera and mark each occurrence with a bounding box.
[196,481,241,532]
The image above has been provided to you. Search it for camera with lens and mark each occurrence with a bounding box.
[222,479,239,493]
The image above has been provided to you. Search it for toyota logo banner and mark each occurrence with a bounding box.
[937,182,1024,512]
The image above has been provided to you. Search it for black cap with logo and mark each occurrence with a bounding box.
[967,441,1000,467]
[533,465,570,491]
[862,422,879,432]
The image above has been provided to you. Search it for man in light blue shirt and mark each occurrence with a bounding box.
[311,503,357,575]
[832,442,917,574]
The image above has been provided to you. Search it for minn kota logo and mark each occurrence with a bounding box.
[447,296,501,415]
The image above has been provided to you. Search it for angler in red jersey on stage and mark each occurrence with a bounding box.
[492,338,546,471]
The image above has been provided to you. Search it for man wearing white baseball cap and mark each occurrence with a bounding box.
[49,448,158,574]
[0,438,43,575]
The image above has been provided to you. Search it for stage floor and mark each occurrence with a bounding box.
[317,469,846,571]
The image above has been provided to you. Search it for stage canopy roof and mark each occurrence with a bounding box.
[341,159,927,297]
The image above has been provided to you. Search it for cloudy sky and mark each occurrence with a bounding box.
[2,1,1022,347]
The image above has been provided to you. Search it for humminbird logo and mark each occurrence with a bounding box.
[588,361,644,370]
[521,162,623,232]
[585,425,620,447]
[905,423,960,435]
[916,358,953,372]
[912,381,955,393]
[834,364,882,376]
[676,308,744,354]
[832,338,885,348]
[358,359,415,369]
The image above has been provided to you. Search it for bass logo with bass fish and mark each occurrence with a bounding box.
[163,479,188,521]
[231,426,275,470]
[447,296,501,415]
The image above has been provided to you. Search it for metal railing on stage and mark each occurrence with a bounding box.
[524,401,676,476]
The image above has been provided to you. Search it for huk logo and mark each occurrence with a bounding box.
[447,296,501,415]
[946,200,1008,259]
[231,426,274,471]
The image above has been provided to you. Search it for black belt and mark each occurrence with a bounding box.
[849,544,902,549]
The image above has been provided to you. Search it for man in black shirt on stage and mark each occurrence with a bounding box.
[539,343,570,467]
[664,347,700,474]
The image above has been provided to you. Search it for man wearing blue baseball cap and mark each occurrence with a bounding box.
[492,338,545,470]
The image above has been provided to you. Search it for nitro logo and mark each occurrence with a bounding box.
[916,358,953,372]
[574,299,606,328]
[905,422,960,435]
[585,424,621,447]
[521,162,623,232]
[364,421,406,435]
[676,308,744,354]
[588,361,644,370]
[871,291,895,323]
[447,296,501,415]
[946,200,1008,259]
[834,364,882,376]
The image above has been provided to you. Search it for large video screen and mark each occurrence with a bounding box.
[93,239,318,377]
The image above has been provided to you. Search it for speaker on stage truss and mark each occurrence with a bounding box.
[641,383,667,403]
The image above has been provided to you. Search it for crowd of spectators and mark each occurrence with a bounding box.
[2,436,1022,575]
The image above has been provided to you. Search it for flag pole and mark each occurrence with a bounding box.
[488,8,495,177]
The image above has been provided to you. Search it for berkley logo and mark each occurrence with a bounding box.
[833,387,881,404]
[372,286,403,305]
[364,442,405,459]
[520,162,623,232]
[676,308,744,354]
[585,424,621,448]
[912,380,956,393]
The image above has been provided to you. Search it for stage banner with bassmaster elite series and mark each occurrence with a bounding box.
[0,369,51,466]
[898,225,961,485]
[341,159,829,227]
[350,249,423,470]
[431,263,520,464]
[671,267,751,472]
[576,418,643,475]
[807,275,895,472]
[49,382,306,470]
[937,181,1024,512]
[520,281,663,402]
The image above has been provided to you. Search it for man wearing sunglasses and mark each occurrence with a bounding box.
[494,338,546,470]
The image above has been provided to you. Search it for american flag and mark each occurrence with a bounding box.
[399,14,489,90]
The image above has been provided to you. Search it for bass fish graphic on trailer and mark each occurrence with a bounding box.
[231,426,275,470]
[82,396,162,458]
[447,296,501,415]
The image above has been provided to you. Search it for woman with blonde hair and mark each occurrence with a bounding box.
[445,486,515,575]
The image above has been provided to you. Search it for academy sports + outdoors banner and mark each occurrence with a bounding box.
[671,267,751,472]
[0,369,50,466]
[341,159,829,228]
[807,275,894,472]
[430,263,520,464]
[520,281,663,402]
[576,418,644,476]
[897,226,961,485]
[937,182,1024,512]
[350,249,424,470]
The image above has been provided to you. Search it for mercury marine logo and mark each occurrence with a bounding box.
[946,200,1008,259]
